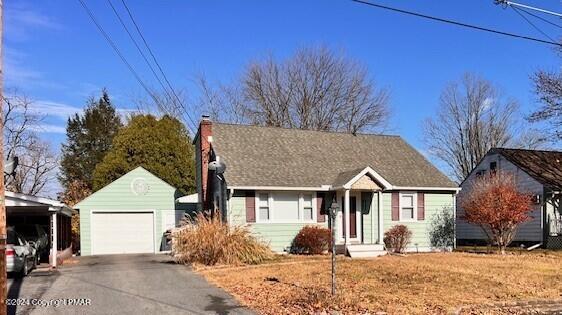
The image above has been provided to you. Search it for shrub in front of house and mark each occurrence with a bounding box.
[291,226,331,255]
[429,207,455,251]
[172,212,273,265]
[384,225,412,254]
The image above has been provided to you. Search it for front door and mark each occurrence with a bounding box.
[341,196,357,239]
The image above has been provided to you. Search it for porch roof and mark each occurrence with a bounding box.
[5,191,73,217]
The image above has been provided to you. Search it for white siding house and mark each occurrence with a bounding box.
[457,148,562,249]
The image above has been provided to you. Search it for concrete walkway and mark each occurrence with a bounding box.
[8,254,254,315]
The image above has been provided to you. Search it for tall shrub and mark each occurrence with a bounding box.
[429,207,455,250]
[460,171,533,254]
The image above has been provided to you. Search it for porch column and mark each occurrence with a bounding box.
[378,191,383,244]
[344,189,350,244]
[51,212,57,268]
[371,191,376,244]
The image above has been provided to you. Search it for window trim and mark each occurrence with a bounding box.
[255,191,317,223]
[399,191,418,222]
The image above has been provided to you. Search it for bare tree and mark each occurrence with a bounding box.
[200,46,391,133]
[3,91,58,196]
[424,73,543,182]
[530,69,562,141]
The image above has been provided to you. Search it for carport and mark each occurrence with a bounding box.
[5,191,73,268]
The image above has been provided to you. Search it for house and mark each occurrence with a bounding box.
[75,167,191,256]
[194,117,459,257]
[6,191,73,267]
[456,148,562,249]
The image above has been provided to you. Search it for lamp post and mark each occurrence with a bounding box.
[329,201,339,296]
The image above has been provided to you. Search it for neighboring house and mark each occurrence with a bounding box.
[6,191,73,267]
[194,117,459,257]
[457,148,562,249]
[75,167,191,256]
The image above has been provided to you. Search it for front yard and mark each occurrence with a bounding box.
[198,252,562,314]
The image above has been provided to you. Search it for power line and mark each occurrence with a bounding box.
[106,0,176,105]
[351,0,562,47]
[119,0,199,132]
[76,0,161,108]
[510,5,556,42]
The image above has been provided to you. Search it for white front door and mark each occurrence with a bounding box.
[91,211,155,255]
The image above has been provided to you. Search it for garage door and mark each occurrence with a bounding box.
[91,212,154,255]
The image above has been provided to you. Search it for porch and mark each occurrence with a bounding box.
[329,167,390,257]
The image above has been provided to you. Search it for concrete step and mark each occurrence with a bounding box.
[346,244,386,258]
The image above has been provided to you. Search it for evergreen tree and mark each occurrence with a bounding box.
[92,114,195,194]
[60,89,123,191]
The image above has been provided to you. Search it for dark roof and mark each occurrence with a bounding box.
[211,123,457,189]
[490,148,562,190]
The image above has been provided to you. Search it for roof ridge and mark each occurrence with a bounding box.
[492,147,562,154]
[213,121,401,138]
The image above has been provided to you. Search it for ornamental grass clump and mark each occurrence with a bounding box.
[172,212,273,266]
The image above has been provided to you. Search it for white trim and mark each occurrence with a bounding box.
[399,191,418,222]
[176,193,199,203]
[378,191,383,244]
[255,191,317,224]
[392,186,461,192]
[344,189,350,244]
[370,191,376,244]
[51,212,57,268]
[90,209,157,255]
[230,185,331,191]
[341,167,392,190]
[336,190,362,244]
[229,184,460,192]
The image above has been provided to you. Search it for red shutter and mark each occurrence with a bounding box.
[417,192,425,221]
[317,193,326,223]
[245,191,256,223]
[391,192,400,221]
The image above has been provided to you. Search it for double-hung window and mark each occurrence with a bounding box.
[400,192,417,221]
[302,194,314,221]
[258,193,270,221]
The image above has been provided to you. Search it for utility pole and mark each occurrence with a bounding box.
[0,0,6,314]
[494,0,562,18]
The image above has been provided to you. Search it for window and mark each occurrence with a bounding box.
[490,161,497,171]
[258,193,270,221]
[400,192,417,221]
[256,192,316,223]
[274,192,299,221]
[302,194,314,220]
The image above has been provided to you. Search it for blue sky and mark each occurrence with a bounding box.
[5,0,561,171]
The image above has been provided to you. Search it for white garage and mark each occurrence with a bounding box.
[90,211,155,255]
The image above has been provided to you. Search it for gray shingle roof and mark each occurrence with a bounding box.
[212,123,457,189]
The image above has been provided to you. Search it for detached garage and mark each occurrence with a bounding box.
[75,167,188,256]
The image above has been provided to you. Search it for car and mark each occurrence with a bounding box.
[6,227,36,277]
[15,224,49,261]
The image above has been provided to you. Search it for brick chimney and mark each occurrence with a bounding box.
[199,115,213,211]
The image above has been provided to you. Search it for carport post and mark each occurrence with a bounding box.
[51,212,57,268]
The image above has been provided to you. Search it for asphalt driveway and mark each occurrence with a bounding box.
[7,254,254,315]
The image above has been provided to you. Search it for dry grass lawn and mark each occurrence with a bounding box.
[198,251,562,314]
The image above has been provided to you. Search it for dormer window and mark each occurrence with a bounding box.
[490,161,497,171]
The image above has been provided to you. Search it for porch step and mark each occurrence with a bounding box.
[346,244,386,258]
